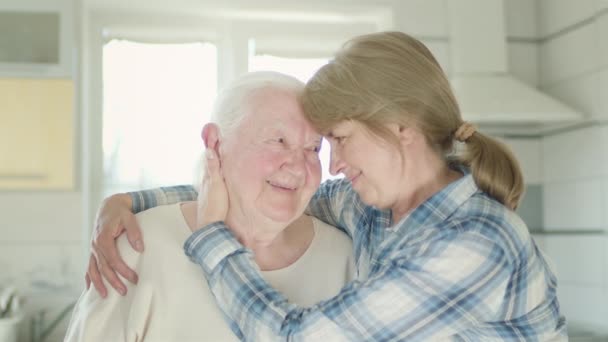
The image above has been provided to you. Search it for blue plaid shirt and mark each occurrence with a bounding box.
[131,174,566,341]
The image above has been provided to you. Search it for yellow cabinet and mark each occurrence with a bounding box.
[0,78,74,189]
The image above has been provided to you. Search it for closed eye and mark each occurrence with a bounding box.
[333,136,346,144]
[309,145,321,153]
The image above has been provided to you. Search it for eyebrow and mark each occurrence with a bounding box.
[257,120,322,144]
[256,124,283,137]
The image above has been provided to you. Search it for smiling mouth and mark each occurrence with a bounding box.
[267,180,297,191]
[348,173,361,184]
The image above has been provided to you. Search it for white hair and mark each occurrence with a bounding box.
[211,71,305,137]
[192,71,305,188]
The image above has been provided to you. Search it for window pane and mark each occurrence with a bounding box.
[102,40,217,196]
[249,54,341,181]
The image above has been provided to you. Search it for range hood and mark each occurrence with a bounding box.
[447,0,583,124]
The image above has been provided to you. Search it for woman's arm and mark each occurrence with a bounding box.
[87,185,197,296]
[305,179,360,239]
[185,222,514,341]
[130,185,198,213]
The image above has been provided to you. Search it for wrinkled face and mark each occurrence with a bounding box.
[221,88,322,225]
[327,120,404,209]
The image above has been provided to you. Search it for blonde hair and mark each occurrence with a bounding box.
[302,31,524,209]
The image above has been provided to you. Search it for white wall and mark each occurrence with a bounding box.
[536,0,608,334]
[0,0,86,341]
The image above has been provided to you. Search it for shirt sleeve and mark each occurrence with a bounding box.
[184,221,513,341]
[305,179,358,238]
[129,185,198,213]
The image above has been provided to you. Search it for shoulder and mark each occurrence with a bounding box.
[448,193,532,264]
[134,204,191,241]
[117,204,190,267]
[311,216,353,252]
[135,203,183,227]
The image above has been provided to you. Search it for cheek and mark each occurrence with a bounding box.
[340,144,360,166]
[306,157,322,186]
[374,150,402,186]
[225,150,278,192]
[243,149,286,180]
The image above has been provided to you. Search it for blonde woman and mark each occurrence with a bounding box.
[89,32,566,340]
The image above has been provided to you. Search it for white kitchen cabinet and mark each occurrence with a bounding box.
[0,0,75,78]
[0,78,74,190]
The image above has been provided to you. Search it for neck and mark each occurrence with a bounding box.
[224,210,288,251]
[390,150,462,222]
[180,202,313,270]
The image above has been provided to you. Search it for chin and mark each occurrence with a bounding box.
[261,207,301,224]
[358,191,383,208]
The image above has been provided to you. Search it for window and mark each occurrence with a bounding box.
[102,40,217,196]
[249,54,341,181]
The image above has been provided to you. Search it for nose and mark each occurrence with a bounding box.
[282,148,306,177]
[329,146,345,176]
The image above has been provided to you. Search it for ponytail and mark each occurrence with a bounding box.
[457,132,524,210]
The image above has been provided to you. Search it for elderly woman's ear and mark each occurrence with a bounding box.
[201,123,221,154]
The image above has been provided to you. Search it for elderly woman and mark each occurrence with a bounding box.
[90,32,566,340]
[64,72,354,341]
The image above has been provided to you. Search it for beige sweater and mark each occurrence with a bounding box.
[65,204,355,342]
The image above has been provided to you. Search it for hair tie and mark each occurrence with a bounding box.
[454,122,476,142]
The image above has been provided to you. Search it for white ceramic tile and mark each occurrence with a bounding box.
[556,284,608,333]
[539,23,597,86]
[501,138,542,184]
[542,72,599,118]
[505,0,538,39]
[597,13,608,69]
[543,179,603,230]
[508,42,539,87]
[0,192,84,242]
[602,179,608,229]
[541,126,607,182]
[538,0,598,37]
[424,40,450,76]
[598,68,608,118]
[541,235,606,286]
[604,231,608,286]
[392,0,447,37]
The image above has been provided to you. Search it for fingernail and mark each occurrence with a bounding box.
[119,288,126,296]
[134,240,143,252]
[205,149,214,160]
